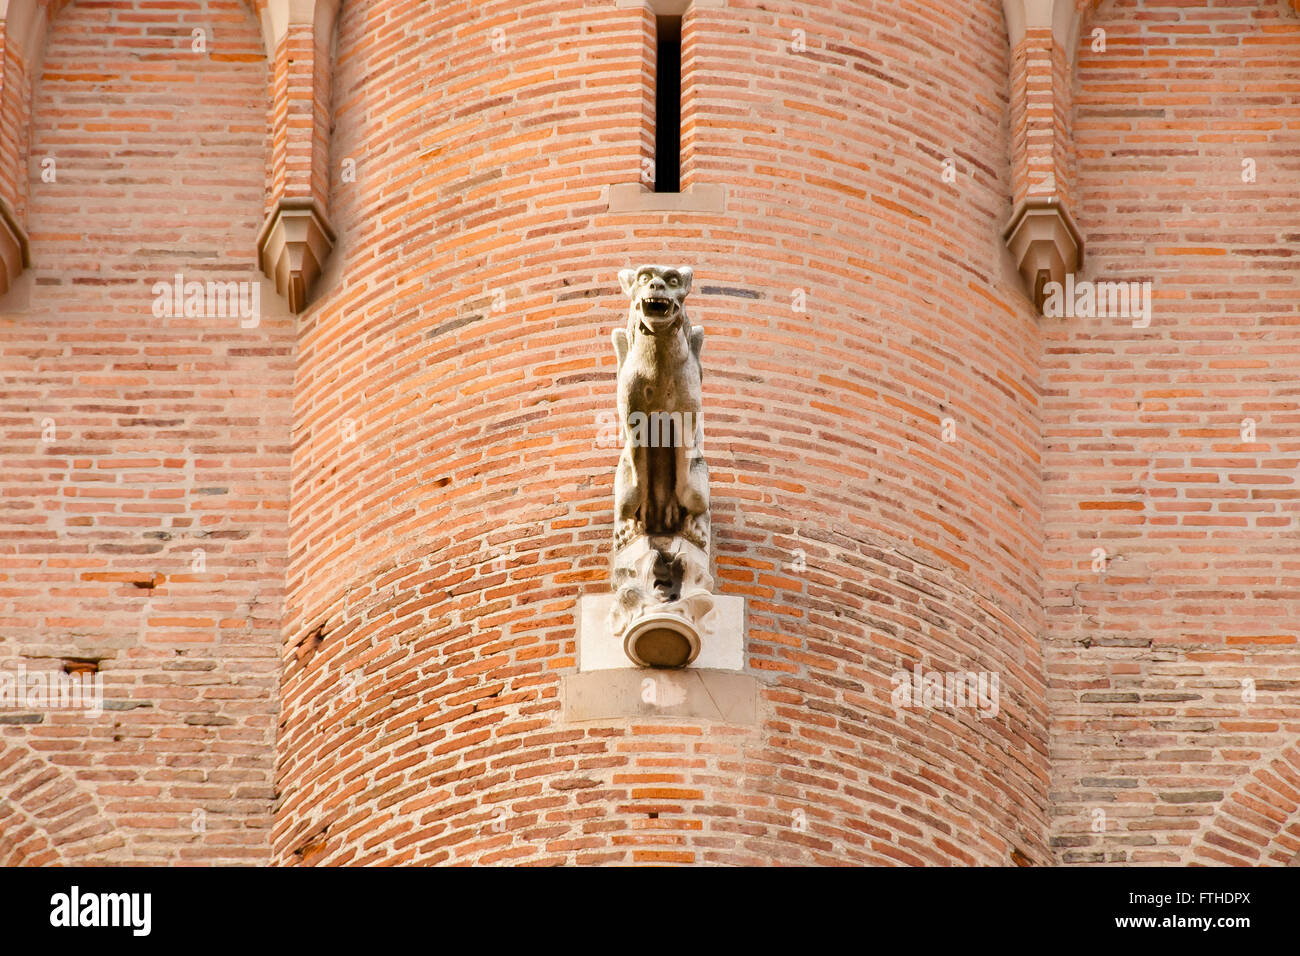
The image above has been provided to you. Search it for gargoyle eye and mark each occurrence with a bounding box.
[667,275,679,286]
[638,273,651,284]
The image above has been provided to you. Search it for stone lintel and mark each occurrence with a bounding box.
[256,197,335,313]
[562,667,758,724]
[1002,197,1083,313]
[614,0,725,11]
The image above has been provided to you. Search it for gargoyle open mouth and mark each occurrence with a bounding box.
[640,296,674,318]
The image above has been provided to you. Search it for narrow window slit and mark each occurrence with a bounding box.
[654,15,682,193]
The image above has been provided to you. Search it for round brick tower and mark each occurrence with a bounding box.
[272,0,1051,866]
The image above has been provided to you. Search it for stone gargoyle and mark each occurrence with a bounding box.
[607,264,717,668]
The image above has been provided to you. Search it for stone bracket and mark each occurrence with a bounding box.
[256,198,335,314]
[1003,197,1082,313]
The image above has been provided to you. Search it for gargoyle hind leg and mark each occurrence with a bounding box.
[614,439,645,549]
[674,442,710,550]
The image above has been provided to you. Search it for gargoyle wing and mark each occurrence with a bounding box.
[612,328,629,370]
[690,325,704,361]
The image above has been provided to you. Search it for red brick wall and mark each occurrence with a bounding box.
[273,0,1051,866]
[0,0,285,863]
[1045,0,1300,864]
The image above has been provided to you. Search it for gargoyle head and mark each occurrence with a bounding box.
[619,264,693,335]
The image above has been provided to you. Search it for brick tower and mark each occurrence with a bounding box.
[0,0,1297,867]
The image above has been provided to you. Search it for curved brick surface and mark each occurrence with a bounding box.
[1190,743,1300,866]
[0,740,117,865]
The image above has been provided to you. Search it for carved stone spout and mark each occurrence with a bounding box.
[609,265,715,668]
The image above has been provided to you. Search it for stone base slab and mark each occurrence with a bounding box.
[577,592,745,672]
[562,667,758,724]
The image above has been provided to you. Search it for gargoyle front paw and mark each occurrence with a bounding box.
[615,519,645,550]
[680,517,709,551]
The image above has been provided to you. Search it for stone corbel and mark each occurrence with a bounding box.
[1002,197,1082,312]
[1001,0,1087,312]
[257,0,340,313]
[256,197,335,314]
